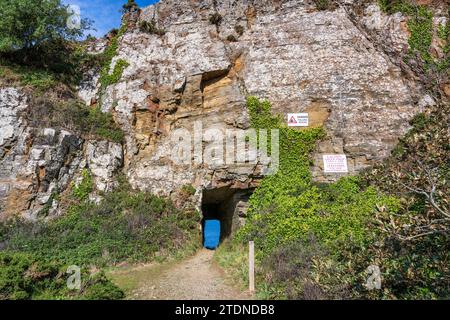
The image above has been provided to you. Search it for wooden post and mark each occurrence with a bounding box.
[249,241,255,293]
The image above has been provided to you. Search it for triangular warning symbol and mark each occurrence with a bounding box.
[289,116,297,124]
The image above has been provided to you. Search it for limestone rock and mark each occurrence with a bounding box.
[95,0,423,192]
[3,0,443,218]
[86,140,124,192]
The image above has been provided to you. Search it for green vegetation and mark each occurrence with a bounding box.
[215,97,449,300]
[226,35,238,42]
[122,0,139,13]
[314,0,332,11]
[0,1,124,143]
[234,25,245,37]
[0,175,201,300]
[27,93,124,143]
[0,63,57,91]
[209,13,223,26]
[0,0,96,88]
[363,101,449,299]
[99,25,129,91]
[139,20,166,36]
[72,170,94,201]
[1,179,201,267]
[406,6,434,66]
[379,1,449,73]
[0,251,124,300]
[0,0,89,53]
[181,184,196,197]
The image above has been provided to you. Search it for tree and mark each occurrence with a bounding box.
[122,0,139,13]
[0,0,90,53]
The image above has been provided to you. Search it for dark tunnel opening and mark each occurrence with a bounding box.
[201,186,253,247]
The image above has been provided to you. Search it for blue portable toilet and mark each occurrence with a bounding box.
[203,219,221,249]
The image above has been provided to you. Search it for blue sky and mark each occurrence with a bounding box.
[63,0,159,38]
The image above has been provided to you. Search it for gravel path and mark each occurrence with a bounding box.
[110,249,252,300]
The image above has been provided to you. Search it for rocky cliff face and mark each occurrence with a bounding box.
[106,0,427,189]
[0,0,447,220]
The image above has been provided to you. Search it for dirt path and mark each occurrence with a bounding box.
[110,249,252,300]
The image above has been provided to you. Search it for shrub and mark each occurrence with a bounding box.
[209,13,223,26]
[260,235,343,300]
[27,94,125,143]
[139,20,166,36]
[234,25,245,36]
[181,184,196,197]
[72,169,94,201]
[0,0,96,87]
[1,188,201,267]
[314,0,331,11]
[0,0,90,54]
[379,2,448,87]
[217,97,446,300]
[0,251,123,300]
[362,101,450,299]
[226,35,238,42]
[122,0,139,13]
[98,24,128,91]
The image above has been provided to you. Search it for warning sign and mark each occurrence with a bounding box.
[323,155,348,173]
[287,113,309,127]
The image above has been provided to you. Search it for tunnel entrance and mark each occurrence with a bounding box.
[201,186,253,246]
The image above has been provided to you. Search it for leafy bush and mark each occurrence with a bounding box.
[0,0,96,88]
[181,184,196,197]
[0,251,123,300]
[1,187,201,267]
[314,0,331,11]
[72,170,94,201]
[226,35,238,42]
[260,236,336,300]
[234,25,245,36]
[0,0,90,53]
[379,1,449,86]
[216,97,449,300]
[139,20,166,36]
[362,101,450,299]
[122,0,139,13]
[99,25,129,91]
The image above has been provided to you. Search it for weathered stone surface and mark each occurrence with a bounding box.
[0,88,86,220]
[0,88,28,158]
[3,1,444,218]
[92,0,425,192]
[86,140,124,192]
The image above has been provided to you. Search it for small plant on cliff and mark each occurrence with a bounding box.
[99,24,129,91]
[99,59,130,88]
[0,251,124,300]
[234,25,245,36]
[27,94,124,143]
[72,169,94,201]
[139,20,166,36]
[209,13,223,26]
[122,0,139,13]
[1,187,201,267]
[314,0,332,11]
[181,184,196,197]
